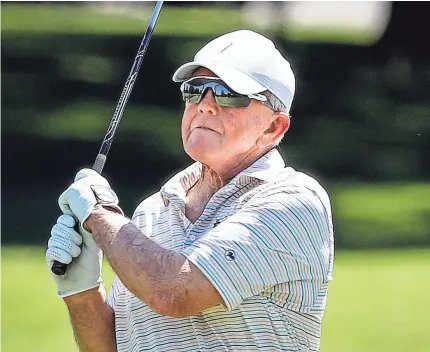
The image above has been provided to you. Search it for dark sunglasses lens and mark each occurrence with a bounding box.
[216,95,251,107]
[183,92,201,103]
[182,82,205,103]
[214,84,251,107]
[182,78,251,107]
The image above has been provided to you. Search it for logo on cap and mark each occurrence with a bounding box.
[219,42,233,53]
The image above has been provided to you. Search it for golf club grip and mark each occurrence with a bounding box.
[51,1,164,276]
[51,261,68,276]
[93,153,107,174]
[51,218,82,276]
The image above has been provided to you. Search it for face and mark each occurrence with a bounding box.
[181,68,289,171]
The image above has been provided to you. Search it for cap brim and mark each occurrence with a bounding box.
[172,61,266,95]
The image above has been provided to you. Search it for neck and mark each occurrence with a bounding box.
[194,146,273,195]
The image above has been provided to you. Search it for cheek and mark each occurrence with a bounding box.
[224,110,244,139]
[181,106,193,136]
[225,112,265,142]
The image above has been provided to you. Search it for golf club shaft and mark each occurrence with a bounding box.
[93,0,164,173]
[51,1,163,276]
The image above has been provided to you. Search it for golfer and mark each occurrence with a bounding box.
[46,30,334,352]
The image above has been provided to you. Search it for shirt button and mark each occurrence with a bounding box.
[189,235,196,241]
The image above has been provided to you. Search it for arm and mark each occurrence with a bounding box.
[86,185,333,317]
[47,169,124,352]
[64,286,117,352]
[86,206,224,318]
[52,168,219,319]
[60,168,332,318]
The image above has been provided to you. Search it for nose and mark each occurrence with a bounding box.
[198,88,218,115]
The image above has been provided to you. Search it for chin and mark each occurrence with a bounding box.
[183,129,223,161]
[184,142,217,163]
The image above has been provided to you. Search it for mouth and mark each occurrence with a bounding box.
[195,126,217,132]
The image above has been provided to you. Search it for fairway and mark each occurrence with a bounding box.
[2,246,430,352]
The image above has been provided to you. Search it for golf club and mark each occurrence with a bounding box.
[51,1,164,276]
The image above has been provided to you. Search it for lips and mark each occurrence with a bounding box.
[194,126,217,133]
[190,117,221,134]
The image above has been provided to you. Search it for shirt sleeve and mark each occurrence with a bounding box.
[181,187,333,312]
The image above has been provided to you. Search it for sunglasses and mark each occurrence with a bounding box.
[180,76,274,110]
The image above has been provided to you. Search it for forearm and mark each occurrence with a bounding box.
[64,286,117,352]
[86,207,183,312]
[86,206,224,317]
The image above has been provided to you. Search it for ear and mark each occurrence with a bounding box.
[258,112,290,148]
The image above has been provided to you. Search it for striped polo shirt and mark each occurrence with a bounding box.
[107,149,334,352]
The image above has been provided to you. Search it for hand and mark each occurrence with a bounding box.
[46,214,103,297]
[58,168,123,228]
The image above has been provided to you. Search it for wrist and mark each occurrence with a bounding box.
[85,205,129,241]
[84,205,113,232]
[63,285,106,307]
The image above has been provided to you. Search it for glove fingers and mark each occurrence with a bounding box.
[57,214,76,228]
[46,246,73,265]
[58,185,98,223]
[58,188,75,216]
[75,168,101,182]
[75,170,111,189]
[48,233,82,258]
[51,223,83,246]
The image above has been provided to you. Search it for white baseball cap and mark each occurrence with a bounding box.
[172,30,295,112]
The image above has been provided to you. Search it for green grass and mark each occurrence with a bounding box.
[332,183,430,248]
[1,246,116,352]
[321,248,430,352]
[2,246,430,351]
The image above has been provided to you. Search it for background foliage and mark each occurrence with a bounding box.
[2,2,429,352]
[2,2,430,248]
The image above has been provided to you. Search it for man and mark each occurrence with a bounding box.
[46,30,334,352]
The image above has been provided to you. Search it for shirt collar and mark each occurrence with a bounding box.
[160,162,202,206]
[239,148,286,183]
[160,148,286,206]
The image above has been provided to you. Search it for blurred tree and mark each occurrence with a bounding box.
[1,2,429,246]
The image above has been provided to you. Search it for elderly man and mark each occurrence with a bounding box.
[46,30,334,352]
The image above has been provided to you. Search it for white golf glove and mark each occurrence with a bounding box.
[46,214,103,297]
[47,168,124,297]
[58,168,123,229]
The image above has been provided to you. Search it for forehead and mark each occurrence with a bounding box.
[191,67,217,78]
